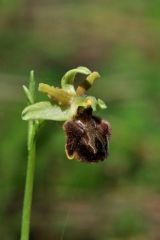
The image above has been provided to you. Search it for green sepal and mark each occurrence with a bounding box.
[22,101,74,121]
[22,95,107,122]
[61,66,91,92]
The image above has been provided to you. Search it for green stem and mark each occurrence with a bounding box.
[20,121,37,240]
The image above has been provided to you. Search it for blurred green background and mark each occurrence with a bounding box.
[0,1,160,239]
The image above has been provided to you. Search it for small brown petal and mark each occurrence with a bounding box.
[63,108,111,163]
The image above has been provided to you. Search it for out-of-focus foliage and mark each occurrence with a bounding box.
[0,1,160,239]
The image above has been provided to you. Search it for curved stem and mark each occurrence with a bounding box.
[20,121,36,240]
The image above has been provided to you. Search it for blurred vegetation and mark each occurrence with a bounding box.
[0,0,160,239]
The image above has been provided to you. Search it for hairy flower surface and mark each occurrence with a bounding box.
[64,108,111,162]
[22,67,111,162]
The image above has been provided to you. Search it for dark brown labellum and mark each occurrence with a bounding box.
[63,108,111,163]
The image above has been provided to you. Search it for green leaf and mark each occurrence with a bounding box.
[23,85,34,104]
[61,66,91,91]
[29,70,36,103]
[22,101,72,121]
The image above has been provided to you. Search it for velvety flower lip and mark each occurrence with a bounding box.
[63,107,111,163]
